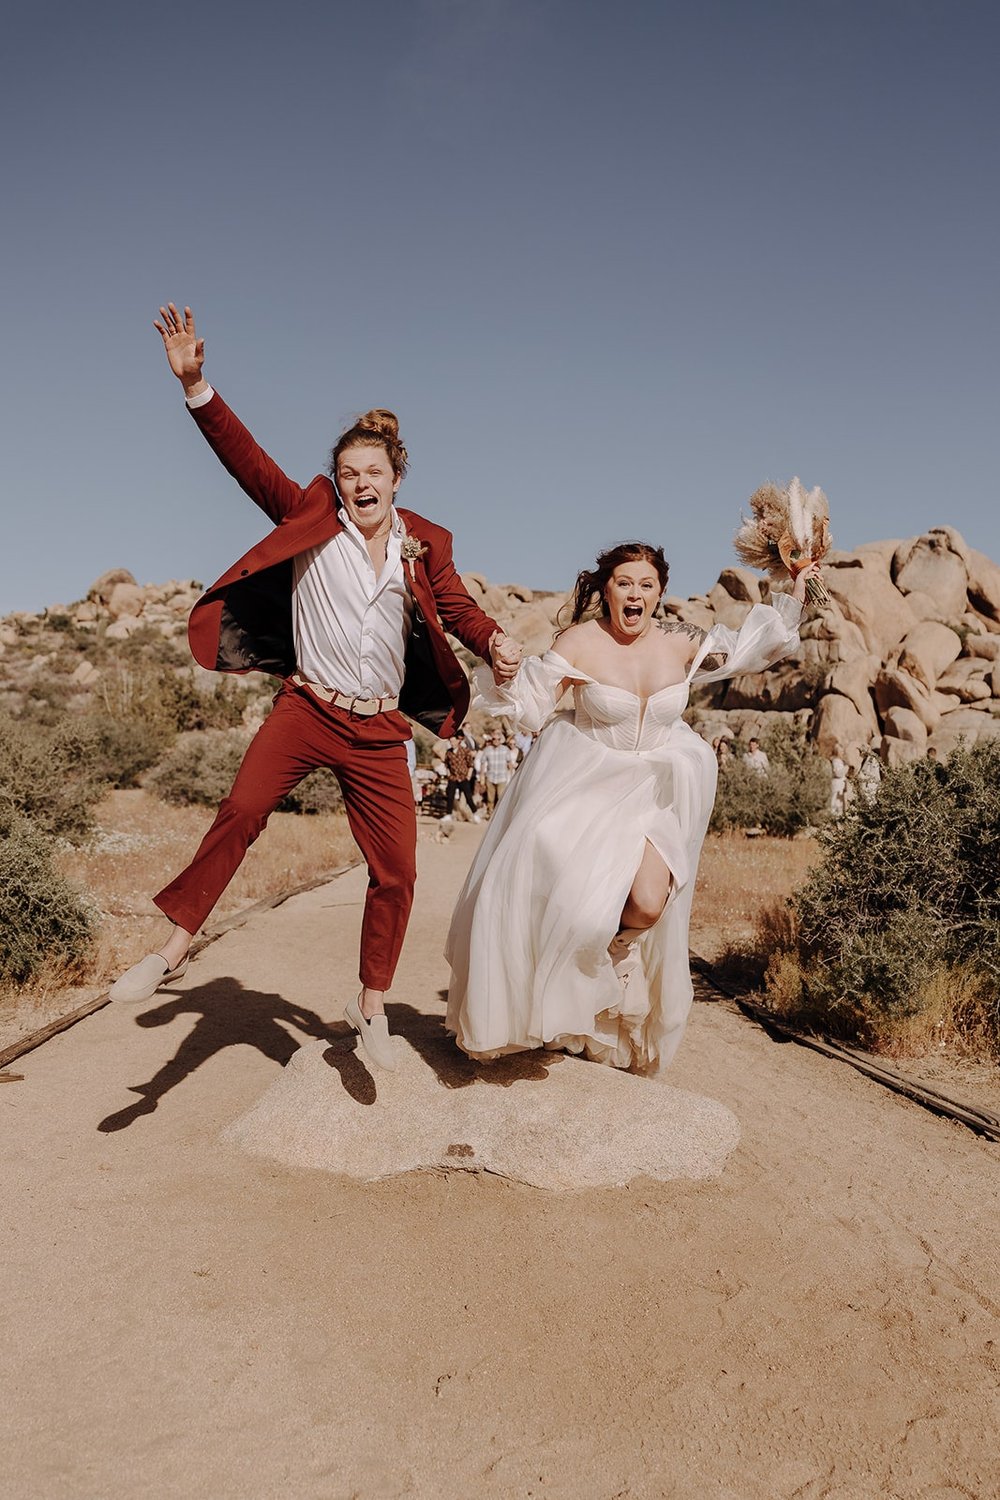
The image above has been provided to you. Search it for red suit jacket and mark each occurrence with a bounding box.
[185,392,500,738]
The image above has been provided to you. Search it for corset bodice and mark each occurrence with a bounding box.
[571,678,691,753]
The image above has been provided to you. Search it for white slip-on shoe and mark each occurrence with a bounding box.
[608,928,644,993]
[344,994,397,1072]
[109,953,189,1003]
[608,927,643,964]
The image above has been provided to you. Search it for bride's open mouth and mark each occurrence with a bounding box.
[623,604,644,624]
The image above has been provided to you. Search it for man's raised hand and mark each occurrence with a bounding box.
[153,303,208,397]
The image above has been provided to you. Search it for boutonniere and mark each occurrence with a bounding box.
[401,535,428,581]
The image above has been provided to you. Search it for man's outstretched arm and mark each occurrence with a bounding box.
[153,303,302,524]
[423,532,522,682]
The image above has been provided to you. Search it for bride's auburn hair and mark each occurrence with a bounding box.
[329,408,409,481]
[569,542,669,623]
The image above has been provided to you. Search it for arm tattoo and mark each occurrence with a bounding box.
[658,618,724,672]
[656,620,707,644]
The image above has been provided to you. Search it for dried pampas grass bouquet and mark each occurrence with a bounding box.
[734,477,831,605]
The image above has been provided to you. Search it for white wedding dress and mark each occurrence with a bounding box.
[445,592,802,1075]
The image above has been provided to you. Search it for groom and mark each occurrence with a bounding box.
[111,304,520,1070]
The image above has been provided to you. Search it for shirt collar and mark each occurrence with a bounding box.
[336,504,405,546]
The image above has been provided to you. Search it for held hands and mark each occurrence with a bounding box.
[489,631,523,684]
[790,560,822,603]
[153,303,208,398]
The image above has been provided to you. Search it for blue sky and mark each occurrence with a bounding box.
[3,0,998,614]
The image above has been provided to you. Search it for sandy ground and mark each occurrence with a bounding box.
[3,823,999,1500]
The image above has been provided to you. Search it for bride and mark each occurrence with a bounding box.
[445,541,817,1075]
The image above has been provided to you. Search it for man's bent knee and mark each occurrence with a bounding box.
[217,793,273,841]
[368,849,417,899]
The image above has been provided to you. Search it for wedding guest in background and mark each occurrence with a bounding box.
[514,725,535,760]
[481,729,514,815]
[829,747,849,818]
[445,734,482,821]
[857,745,883,804]
[744,736,770,775]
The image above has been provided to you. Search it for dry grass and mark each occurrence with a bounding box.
[862,967,1000,1063]
[0,789,358,1042]
[691,831,820,962]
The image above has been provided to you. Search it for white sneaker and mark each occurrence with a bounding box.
[472,813,482,823]
[109,953,189,1003]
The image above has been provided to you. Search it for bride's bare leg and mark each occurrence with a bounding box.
[608,842,674,982]
[618,840,673,935]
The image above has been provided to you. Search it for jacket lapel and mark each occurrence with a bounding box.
[397,513,435,620]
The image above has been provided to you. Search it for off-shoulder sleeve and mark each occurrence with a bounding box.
[471,651,574,731]
[690,591,802,685]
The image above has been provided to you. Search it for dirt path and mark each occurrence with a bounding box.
[3,823,998,1500]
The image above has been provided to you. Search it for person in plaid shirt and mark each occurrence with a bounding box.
[445,735,481,820]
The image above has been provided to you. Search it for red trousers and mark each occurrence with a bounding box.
[154,682,417,991]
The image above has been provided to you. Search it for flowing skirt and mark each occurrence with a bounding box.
[445,712,718,1075]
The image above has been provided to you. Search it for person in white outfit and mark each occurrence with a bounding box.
[856,746,882,804]
[829,748,849,817]
[446,541,817,1075]
[744,736,770,774]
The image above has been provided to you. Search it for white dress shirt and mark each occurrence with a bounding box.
[186,387,412,697]
[292,510,412,697]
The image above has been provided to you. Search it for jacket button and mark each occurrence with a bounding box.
[240,569,249,576]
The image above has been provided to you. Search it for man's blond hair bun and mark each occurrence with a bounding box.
[330,408,409,480]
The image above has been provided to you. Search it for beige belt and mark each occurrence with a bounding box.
[292,673,400,716]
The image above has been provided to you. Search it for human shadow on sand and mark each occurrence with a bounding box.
[359,999,561,1091]
[97,979,365,1132]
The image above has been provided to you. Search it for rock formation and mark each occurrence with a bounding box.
[694,527,1000,763]
[4,525,1000,766]
[460,526,1000,766]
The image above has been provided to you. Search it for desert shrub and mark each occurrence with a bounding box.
[0,811,94,984]
[738,742,1000,1056]
[95,659,182,738]
[0,717,107,842]
[146,730,250,807]
[195,681,251,731]
[710,719,829,836]
[278,769,345,816]
[713,898,800,992]
[76,712,170,789]
[160,671,249,733]
[18,674,74,724]
[95,659,246,738]
[411,725,438,769]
